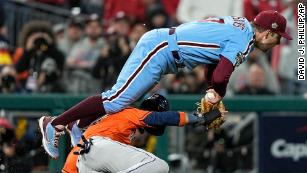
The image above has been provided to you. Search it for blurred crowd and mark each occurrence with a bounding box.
[184,115,255,173]
[0,0,305,172]
[0,111,49,173]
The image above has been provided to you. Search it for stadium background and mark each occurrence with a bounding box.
[0,0,306,173]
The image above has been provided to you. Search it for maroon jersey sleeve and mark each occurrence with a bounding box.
[208,56,234,97]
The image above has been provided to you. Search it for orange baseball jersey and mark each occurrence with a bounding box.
[62,107,186,173]
[62,147,79,173]
[83,107,150,145]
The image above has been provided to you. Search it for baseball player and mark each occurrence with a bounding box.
[61,94,221,173]
[39,10,292,158]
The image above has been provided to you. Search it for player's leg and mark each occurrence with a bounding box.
[65,36,169,147]
[65,114,104,147]
[120,158,169,173]
[100,33,169,114]
[78,136,169,173]
[38,95,104,158]
[76,157,100,173]
[38,30,169,158]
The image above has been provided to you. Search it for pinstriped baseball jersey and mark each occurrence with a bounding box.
[101,16,255,114]
[173,16,255,69]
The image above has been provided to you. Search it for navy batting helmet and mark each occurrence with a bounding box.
[140,93,169,112]
[140,94,169,136]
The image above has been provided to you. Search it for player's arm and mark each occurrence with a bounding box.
[207,26,249,103]
[206,56,234,103]
[143,110,220,127]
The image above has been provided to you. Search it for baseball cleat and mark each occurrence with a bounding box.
[66,122,82,147]
[38,116,64,159]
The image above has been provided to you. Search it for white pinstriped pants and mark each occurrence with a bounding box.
[76,136,169,173]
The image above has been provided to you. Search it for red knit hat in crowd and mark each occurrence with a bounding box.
[254,10,292,40]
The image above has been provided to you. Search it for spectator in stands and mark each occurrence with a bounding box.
[163,66,206,94]
[236,63,275,95]
[227,49,280,96]
[0,118,31,173]
[92,14,131,90]
[103,0,147,27]
[0,66,21,93]
[57,17,84,56]
[185,127,214,170]
[53,23,65,46]
[15,21,65,93]
[211,138,237,172]
[146,4,170,30]
[106,11,131,37]
[66,14,104,70]
[65,14,105,93]
[243,0,284,21]
[0,8,12,68]
[271,0,307,95]
[169,71,203,94]
[129,22,148,49]
[176,0,242,23]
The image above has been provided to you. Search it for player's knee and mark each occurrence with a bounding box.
[104,103,126,114]
[154,159,169,173]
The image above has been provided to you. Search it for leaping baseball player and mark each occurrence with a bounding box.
[39,10,292,159]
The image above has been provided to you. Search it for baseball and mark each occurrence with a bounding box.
[206,92,215,100]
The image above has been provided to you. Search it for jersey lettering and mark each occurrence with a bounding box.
[232,16,245,30]
[199,17,225,24]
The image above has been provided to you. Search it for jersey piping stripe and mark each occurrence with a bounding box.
[178,41,220,49]
[242,34,255,57]
[102,42,168,103]
[125,158,156,173]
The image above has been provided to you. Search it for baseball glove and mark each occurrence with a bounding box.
[197,98,227,129]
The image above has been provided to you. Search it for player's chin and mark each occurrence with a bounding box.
[255,44,273,52]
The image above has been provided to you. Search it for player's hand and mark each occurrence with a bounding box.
[73,135,93,155]
[196,98,227,129]
[193,109,222,127]
[205,89,222,104]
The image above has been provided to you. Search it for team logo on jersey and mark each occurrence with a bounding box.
[235,52,244,67]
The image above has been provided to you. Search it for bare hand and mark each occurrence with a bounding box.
[205,89,222,104]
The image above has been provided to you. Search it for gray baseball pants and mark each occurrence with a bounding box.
[76,136,169,173]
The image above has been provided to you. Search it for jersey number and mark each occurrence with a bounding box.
[199,17,225,24]
[232,16,245,30]
[200,16,246,30]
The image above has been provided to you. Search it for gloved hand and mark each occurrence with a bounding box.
[196,98,227,129]
[73,135,93,155]
[193,109,222,127]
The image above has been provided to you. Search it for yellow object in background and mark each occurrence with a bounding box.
[0,50,12,65]
[15,118,27,140]
[146,135,157,153]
